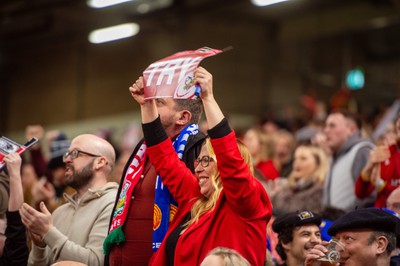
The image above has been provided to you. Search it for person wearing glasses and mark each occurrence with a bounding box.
[19,134,118,266]
[129,66,272,266]
[104,74,205,265]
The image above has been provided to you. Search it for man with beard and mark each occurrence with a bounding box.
[103,76,205,266]
[20,134,118,266]
[272,211,322,266]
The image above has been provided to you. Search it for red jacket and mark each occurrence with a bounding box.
[147,131,272,266]
[355,144,400,207]
[256,160,279,181]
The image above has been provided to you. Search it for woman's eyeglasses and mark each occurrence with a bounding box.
[63,149,101,162]
[194,155,214,168]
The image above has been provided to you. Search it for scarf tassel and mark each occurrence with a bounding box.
[103,227,126,255]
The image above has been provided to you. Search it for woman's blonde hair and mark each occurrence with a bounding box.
[185,138,254,228]
[287,145,328,186]
[244,128,274,163]
[204,247,251,266]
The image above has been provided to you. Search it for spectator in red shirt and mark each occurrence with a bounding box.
[243,127,278,181]
[355,114,400,207]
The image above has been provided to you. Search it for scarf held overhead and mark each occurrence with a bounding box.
[103,123,199,254]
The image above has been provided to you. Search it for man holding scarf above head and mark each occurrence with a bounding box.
[129,66,271,265]
[104,77,205,265]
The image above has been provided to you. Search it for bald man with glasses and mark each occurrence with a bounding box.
[20,134,119,266]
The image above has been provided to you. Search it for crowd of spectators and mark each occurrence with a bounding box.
[1,70,400,265]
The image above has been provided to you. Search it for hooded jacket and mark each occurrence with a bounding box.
[28,182,118,266]
[323,132,374,211]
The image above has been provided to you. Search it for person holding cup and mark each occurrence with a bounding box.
[272,210,322,266]
[305,208,399,266]
[315,238,345,265]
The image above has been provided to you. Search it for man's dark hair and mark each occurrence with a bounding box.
[275,226,295,261]
[330,109,362,130]
[174,98,203,124]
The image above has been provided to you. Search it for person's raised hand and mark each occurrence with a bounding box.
[362,145,390,178]
[194,67,213,101]
[4,153,22,180]
[129,77,146,105]
[369,145,390,164]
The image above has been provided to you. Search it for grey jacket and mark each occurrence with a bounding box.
[323,132,375,211]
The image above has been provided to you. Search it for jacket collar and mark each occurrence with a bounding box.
[64,182,118,208]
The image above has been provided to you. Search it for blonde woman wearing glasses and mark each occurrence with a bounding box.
[129,67,272,266]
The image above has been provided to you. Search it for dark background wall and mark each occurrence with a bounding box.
[1,0,399,141]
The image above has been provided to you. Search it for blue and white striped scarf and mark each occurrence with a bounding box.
[153,123,199,251]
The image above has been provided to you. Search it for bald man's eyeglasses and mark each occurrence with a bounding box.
[63,149,101,162]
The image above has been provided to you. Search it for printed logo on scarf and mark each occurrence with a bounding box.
[153,204,162,231]
[169,204,178,222]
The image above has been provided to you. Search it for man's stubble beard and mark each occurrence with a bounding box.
[160,114,177,137]
[66,160,95,190]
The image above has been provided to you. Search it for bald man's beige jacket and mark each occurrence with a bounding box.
[28,182,118,266]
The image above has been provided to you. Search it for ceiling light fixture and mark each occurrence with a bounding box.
[88,23,140,44]
[87,0,133,8]
[251,0,289,7]
[137,3,151,14]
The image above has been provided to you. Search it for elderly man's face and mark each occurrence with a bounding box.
[335,229,386,265]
